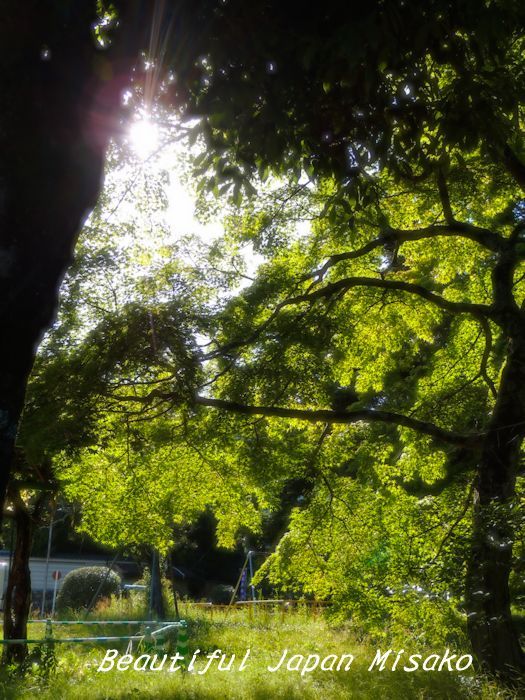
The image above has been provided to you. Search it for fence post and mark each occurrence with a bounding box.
[176,620,189,669]
[42,617,56,674]
[45,618,53,643]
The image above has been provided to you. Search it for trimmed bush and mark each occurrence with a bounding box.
[55,566,121,612]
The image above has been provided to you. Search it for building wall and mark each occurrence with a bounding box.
[0,555,109,595]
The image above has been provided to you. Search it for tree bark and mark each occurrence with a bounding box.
[167,552,180,618]
[465,338,525,680]
[0,5,136,522]
[2,505,34,664]
[149,550,166,620]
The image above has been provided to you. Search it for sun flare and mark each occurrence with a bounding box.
[128,118,159,159]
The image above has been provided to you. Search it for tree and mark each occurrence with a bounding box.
[182,164,525,679]
[2,454,55,663]
[2,0,525,681]
[5,148,261,653]
[150,1,525,679]
[49,138,525,679]
[0,0,179,519]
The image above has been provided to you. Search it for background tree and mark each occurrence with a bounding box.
[2,455,55,664]
[5,146,260,654]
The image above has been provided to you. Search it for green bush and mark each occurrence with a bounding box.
[55,566,121,612]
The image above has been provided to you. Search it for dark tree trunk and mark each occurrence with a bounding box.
[0,5,139,523]
[167,553,180,618]
[149,550,166,620]
[0,3,151,668]
[465,339,525,680]
[2,505,34,664]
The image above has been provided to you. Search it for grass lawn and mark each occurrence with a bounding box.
[0,605,518,699]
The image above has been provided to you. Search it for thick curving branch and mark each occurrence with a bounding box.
[478,317,498,399]
[287,276,493,317]
[193,395,483,447]
[503,144,525,192]
[307,222,505,284]
[206,274,493,360]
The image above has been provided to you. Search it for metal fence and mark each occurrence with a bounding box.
[0,618,187,649]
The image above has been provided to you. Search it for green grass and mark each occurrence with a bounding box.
[0,604,518,699]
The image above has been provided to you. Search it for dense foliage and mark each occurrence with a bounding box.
[21,135,525,656]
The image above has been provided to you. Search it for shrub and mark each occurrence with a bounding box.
[55,566,121,613]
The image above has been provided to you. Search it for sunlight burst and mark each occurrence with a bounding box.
[129,118,159,159]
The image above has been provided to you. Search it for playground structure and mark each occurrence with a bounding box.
[229,551,268,605]
[224,551,329,618]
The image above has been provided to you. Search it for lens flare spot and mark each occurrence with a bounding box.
[129,119,159,159]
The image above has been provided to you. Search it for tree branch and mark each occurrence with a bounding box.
[301,220,506,282]
[389,223,503,252]
[305,239,386,283]
[193,396,482,447]
[426,479,476,566]
[502,144,525,192]
[307,222,504,284]
[437,168,454,224]
[478,317,498,399]
[206,274,492,359]
[281,276,492,318]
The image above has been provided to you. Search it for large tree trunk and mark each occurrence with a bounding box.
[0,5,136,520]
[149,550,166,620]
[465,339,525,680]
[2,505,34,664]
